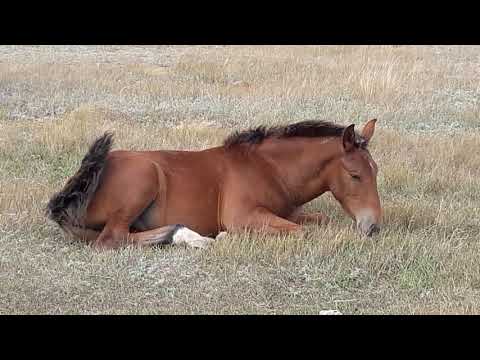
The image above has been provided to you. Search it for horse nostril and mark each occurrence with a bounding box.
[367,224,380,236]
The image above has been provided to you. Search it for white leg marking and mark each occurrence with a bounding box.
[215,231,228,241]
[172,227,216,249]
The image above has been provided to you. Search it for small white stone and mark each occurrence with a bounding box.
[319,310,343,315]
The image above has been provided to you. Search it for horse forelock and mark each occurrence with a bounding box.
[354,136,368,149]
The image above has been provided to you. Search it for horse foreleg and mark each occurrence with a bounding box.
[238,207,304,234]
[291,212,330,225]
[287,206,330,225]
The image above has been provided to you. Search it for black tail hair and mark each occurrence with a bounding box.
[46,132,114,230]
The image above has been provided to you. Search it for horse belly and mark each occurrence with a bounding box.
[162,175,220,236]
[164,194,219,235]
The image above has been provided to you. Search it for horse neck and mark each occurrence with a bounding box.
[256,137,341,205]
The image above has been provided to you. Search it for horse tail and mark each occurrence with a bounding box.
[46,132,114,232]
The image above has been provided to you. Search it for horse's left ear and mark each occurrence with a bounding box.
[342,124,356,152]
[361,119,377,142]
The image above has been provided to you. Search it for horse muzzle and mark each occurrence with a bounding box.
[356,212,381,237]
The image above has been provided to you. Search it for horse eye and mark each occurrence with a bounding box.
[351,174,361,180]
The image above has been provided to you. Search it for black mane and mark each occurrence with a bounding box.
[224,120,357,148]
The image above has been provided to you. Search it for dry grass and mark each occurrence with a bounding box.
[0,45,479,314]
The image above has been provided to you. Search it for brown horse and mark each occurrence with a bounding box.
[46,119,382,249]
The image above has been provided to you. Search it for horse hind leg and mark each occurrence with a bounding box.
[65,226,101,243]
[132,225,218,249]
[77,157,220,249]
[69,224,218,250]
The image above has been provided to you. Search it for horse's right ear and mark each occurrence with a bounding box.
[361,118,377,142]
[342,124,356,152]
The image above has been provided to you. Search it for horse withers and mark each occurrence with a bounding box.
[46,119,382,249]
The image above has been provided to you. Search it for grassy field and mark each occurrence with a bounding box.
[0,45,479,314]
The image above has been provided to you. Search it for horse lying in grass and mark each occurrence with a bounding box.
[47,119,382,249]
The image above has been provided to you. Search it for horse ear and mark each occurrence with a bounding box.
[361,118,377,142]
[342,124,356,152]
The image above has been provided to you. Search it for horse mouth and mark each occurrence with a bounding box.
[365,223,380,236]
[357,222,380,237]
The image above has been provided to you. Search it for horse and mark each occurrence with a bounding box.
[46,119,382,249]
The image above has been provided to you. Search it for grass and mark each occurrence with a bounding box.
[0,45,479,314]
